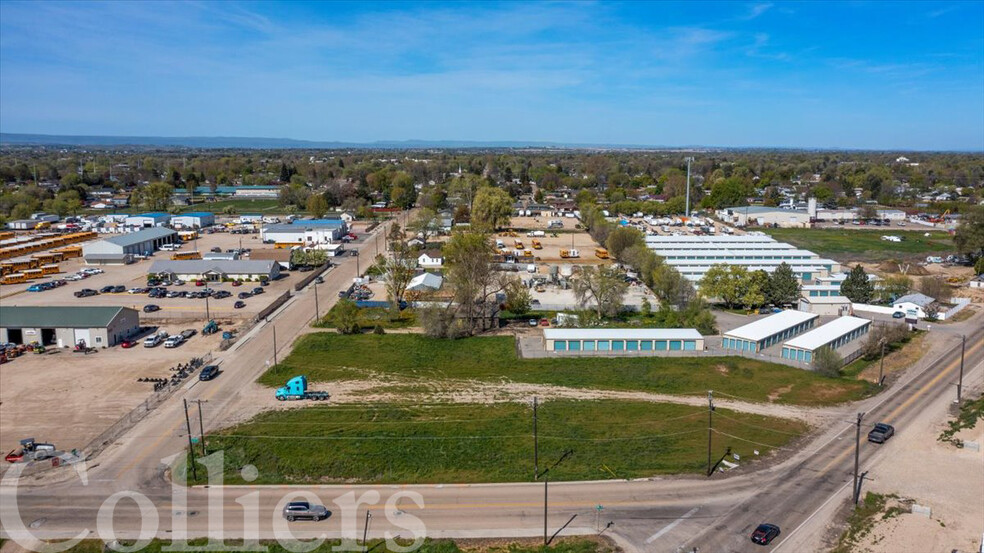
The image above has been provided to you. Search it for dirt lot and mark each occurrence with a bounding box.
[0,327,222,457]
[1,230,301,321]
[851,402,983,553]
[497,218,609,268]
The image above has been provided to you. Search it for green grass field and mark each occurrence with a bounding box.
[61,538,612,553]
[198,400,806,484]
[82,198,283,216]
[259,334,871,406]
[764,228,953,261]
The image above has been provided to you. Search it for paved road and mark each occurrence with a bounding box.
[1,223,982,552]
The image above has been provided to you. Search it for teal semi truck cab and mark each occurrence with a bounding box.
[275,376,331,401]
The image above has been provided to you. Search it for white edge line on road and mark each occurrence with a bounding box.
[645,505,700,544]
[772,480,852,552]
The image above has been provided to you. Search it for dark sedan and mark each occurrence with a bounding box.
[750,523,780,545]
[234,300,246,309]
[867,423,895,444]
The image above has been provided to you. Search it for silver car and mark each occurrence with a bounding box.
[282,501,329,522]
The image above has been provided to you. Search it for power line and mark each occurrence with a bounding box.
[710,412,805,436]
[709,429,795,451]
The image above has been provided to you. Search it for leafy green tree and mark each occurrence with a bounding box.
[918,275,952,303]
[879,275,912,302]
[767,263,801,306]
[332,299,362,334]
[140,182,174,211]
[812,346,843,377]
[975,256,984,275]
[443,230,503,334]
[605,226,644,262]
[471,186,512,231]
[840,265,874,303]
[408,208,440,240]
[953,206,984,259]
[503,277,532,315]
[699,264,747,308]
[573,265,628,318]
[381,242,416,304]
[306,194,328,218]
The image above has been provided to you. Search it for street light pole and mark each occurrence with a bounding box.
[314,282,320,322]
[362,510,372,550]
[878,340,886,386]
[684,157,695,217]
[957,334,966,403]
[706,390,714,476]
[272,325,278,365]
[183,398,198,481]
[205,293,210,321]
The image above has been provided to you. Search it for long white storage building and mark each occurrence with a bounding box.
[543,328,704,354]
[646,234,840,283]
[781,316,872,362]
[721,310,819,353]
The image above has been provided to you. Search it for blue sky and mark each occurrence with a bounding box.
[1,1,982,150]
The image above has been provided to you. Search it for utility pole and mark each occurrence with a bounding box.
[272,325,278,365]
[537,449,574,547]
[684,157,695,217]
[706,390,714,476]
[355,251,360,276]
[183,399,198,481]
[853,412,865,504]
[533,396,539,480]
[314,282,320,321]
[878,340,886,386]
[957,334,966,403]
[362,510,372,550]
[204,293,210,321]
[196,399,207,456]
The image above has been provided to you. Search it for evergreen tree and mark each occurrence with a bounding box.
[840,264,874,303]
[768,262,801,306]
[279,162,290,183]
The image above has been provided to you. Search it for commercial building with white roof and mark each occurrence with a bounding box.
[781,316,872,363]
[543,328,703,354]
[721,310,819,353]
[646,234,840,283]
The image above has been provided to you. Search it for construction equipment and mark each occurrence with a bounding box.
[515,240,524,249]
[202,320,219,335]
[5,438,56,463]
[532,239,542,249]
[73,340,96,354]
[560,249,580,259]
[275,375,331,401]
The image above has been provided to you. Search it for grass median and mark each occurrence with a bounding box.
[196,400,807,485]
[259,333,872,406]
[763,228,953,261]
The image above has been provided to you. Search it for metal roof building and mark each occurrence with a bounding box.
[82,227,177,264]
[148,259,280,281]
[0,306,139,348]
[646,234,839,282]
[722,310,819,353]
[781,316,872,363]
[543,328,704,354]
[171,212,215,228]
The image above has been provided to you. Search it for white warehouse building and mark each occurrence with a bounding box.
[261,224,344,245]
[148,259,281,282]
[781,316,872,363]
[645,234,840,283]
[82,227,177,264]
[543,328,704,354]
[721,310,819,353]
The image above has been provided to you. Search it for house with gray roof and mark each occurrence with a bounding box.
[148,259,280,281]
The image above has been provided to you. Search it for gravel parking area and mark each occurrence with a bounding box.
[1,231,300,321]
[0,325,223,458]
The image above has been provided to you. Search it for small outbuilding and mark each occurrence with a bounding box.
[893,293,936,319]
[0,306,140,348]
[798,296,853,317]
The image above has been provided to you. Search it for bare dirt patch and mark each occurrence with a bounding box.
[768,385,793,402]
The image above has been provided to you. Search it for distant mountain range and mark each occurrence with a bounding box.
[0,133,691,150]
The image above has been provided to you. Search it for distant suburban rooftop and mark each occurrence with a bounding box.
[178,212,214,217]
[894,293,935,307]
[543,328,702,340]
[720,206,806,215]
[0,306,131,328]
[784,316,871,351]
[723,310,818,342]
[101,227,177,247]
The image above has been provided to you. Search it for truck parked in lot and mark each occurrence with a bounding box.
[275,375,331,401]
